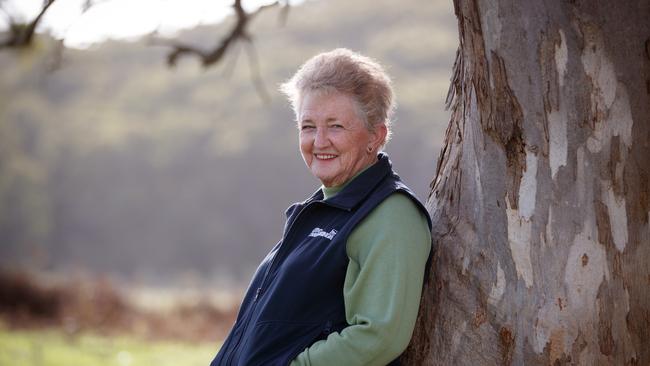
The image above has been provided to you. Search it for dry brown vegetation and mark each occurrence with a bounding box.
[0,270,238,343]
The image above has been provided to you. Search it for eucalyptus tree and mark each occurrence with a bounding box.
[402,1,650,364]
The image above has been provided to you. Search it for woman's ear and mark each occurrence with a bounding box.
[370,123,388,150]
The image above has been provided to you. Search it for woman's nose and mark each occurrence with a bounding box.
[314,128,330,148]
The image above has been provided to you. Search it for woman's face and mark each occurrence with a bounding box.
[298,91,386,187]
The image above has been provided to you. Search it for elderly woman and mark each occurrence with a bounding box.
[210,49,431,366]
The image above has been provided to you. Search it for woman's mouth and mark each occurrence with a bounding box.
[315,154,337,160]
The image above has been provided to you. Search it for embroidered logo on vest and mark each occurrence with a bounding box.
[308,228,338,240]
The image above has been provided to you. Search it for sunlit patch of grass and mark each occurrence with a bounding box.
[0,328,220,366]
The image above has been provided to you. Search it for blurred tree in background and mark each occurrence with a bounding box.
[0,0,456,284]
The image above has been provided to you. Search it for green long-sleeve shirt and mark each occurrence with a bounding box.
[289,183,431,366]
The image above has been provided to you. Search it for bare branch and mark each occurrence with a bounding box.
[243,39,271,103]
[46,37,65,71]
[248,0,279,20]
[159,0,282,68]
[0,3,13,22]
[82,0,94,12]
[278,0,291,26]
[221,41,242,79]
[80,0,110,14]
[17,0,55,45]
[0,0,56,49]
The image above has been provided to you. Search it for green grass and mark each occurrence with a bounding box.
[0,328,219,366]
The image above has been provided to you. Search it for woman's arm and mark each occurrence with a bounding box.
[290,193,431,366]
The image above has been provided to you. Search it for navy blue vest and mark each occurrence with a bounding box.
[210,154,431,366]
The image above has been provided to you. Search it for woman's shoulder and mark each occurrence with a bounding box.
[367,191,428,224]
[347,192,431,260]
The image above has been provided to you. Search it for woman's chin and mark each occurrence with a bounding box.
[315,174,334,186]
[311,164,337,179]
[313,171,338,187]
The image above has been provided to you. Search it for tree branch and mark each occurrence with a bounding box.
[278,0,291,26]
[221,41,242,79]
[0,0,56,49]
[243,39,271,103]
[0,3,14,23]
[155,0,279,67]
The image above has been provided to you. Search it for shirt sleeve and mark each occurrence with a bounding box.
[290,193,432,366]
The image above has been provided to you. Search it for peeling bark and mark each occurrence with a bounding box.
[403,0,650,364]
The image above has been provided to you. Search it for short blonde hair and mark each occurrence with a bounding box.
[280,48,395,146]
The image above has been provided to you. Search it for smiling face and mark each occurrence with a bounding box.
[298,90,387,187]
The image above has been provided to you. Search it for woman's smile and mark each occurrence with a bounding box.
[314,153,338,160]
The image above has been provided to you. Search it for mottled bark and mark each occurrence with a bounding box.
[402,0,650,365]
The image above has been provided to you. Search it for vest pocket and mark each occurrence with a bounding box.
[238,320,332,366]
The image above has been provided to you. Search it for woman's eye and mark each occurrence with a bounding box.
[331,124,344,129]
[300,125,315,131]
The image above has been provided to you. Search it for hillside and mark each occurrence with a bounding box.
[0,0,457,284]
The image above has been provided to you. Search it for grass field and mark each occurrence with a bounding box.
[0,328,219,366]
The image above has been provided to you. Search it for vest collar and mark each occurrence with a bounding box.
[316,153,393,211]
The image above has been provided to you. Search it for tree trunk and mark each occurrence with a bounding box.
[402,0,650,364]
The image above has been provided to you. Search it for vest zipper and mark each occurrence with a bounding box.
[256,201,318,298]
[224,201,318,365]
[223,289,258,365]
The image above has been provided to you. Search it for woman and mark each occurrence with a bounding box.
[210,49,432,366]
